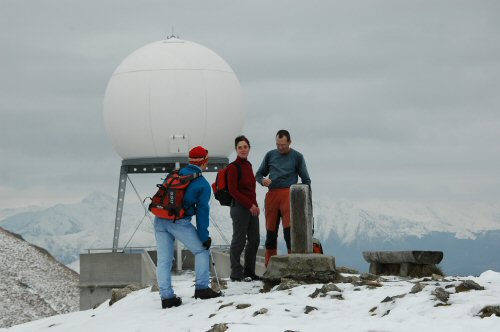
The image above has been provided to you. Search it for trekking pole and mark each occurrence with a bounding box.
[209,249,224,296]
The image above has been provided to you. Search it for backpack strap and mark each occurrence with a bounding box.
[181,172,202,216]
[225,161,242,185]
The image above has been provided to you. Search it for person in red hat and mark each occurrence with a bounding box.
[255,130,311,266]
[154,145,221,309]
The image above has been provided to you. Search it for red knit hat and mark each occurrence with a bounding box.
[189,146,208,165]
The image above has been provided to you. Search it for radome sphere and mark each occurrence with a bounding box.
[103,38,244,160]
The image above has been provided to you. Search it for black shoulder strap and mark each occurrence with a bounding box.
[186,172,203,181]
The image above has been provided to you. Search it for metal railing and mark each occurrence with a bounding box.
[82,246,157,254]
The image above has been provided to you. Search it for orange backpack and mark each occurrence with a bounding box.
[148,170,201,220]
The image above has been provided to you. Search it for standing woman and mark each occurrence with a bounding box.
[227,135,261,281]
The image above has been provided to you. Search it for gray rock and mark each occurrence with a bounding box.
[455,280,485,293]
[207,323,228,332]
[309,283,342,298]
[309,288,322,298]
[381,296,392,303]
[109,283,147,306]
[322,283,342,292]
[432,287,449,303]
[380,294,406,303]
[236,303,251,309]
[336,266,359,274]
[211,277,227,291]
[218,302,234,310]
[410,282,425,294]
[275,278,304,291]
[478,305,500,318]
[338,275,360,283]
[432,274,444,281]
[252,308,268,317]
[304,305,318,314]
[360,273,378,281]
[355,280,383,288]
[434,302,451,307]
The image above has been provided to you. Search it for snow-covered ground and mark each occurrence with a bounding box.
[3,270,499,332]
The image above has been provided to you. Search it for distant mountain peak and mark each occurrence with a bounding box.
[81,191,116,206]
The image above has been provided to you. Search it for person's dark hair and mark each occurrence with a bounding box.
[276,129,291,142]
[235,135,251,148]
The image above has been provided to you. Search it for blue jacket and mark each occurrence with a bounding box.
[179,164,211,242]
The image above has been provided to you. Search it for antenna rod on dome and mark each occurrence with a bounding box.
[166,26,179,39]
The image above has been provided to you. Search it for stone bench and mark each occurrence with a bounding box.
[362,251,444,277]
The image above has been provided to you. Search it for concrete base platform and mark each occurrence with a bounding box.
[263,254,337,286]
[79,251,157,310]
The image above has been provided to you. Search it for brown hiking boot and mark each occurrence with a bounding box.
[194,287,222,299]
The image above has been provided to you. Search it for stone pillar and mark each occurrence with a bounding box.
[290,184,313,254]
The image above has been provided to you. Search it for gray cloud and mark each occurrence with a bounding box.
[1,0,499,208]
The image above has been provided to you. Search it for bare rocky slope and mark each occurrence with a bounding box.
[0,227,79,328]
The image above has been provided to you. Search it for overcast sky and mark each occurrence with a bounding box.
[1,0,499,209]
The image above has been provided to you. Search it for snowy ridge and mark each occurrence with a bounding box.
[1,192,500,267]
[0,192,155,264]
[0,205,42,221]
[2,270,500,332]
[313,198,500,244]
[0,227,79,328]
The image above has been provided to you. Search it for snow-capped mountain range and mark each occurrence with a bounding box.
[1,192,499,275]
[313,198,500,243]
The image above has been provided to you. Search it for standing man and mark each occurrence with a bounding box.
[256,130,311,266]
[154,146,221,309]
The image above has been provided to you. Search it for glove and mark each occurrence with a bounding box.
[202,237,212,250]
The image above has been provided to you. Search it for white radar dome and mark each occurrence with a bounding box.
[103,38,244,160]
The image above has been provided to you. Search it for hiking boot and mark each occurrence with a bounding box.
[161,296,182,309]
[231,276,252,282]
[244,274,262,281]
[194,287,222,300]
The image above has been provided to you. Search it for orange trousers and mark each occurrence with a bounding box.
[264,188,291,266]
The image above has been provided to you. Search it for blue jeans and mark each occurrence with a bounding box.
[154,217,210,300]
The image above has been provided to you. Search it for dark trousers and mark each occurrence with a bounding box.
[229,202,260,278]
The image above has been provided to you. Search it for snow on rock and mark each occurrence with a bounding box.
[0,227,79,329]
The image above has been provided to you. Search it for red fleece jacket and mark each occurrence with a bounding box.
[227,157,258,209]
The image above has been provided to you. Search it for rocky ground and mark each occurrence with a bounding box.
[0,227,79,328]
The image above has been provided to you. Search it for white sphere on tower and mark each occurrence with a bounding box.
[103,38,244,160]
